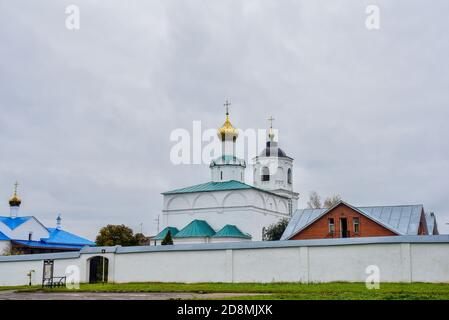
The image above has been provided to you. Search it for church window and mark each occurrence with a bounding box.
[28,232,33,241]
[288,199,292,214]
[220,171,223,180]
[261,167,270,181]
[287,168,292,184]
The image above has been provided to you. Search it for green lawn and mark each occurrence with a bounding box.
[11,282,449,300]
[0,285,35,292]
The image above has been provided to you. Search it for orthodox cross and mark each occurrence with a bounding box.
[268,116,275,129]
[13,181,19,195]
[224,100,231,115]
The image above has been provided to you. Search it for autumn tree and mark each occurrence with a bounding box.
[96,224,138,246]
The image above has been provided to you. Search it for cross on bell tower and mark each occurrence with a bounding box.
[268,116,275,141]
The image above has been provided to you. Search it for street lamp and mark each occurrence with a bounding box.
[27,270,35,286]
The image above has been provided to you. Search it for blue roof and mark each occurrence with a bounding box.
[0,230,10,240]
[12,240,86,250]
[281,202,429,240]
[154,227,179,240]
[174,220,216,238]
[42,228,95,246]
[0,216,32,230]
[162,180,288,198]
[212,225,251,239]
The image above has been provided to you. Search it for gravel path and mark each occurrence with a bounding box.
[0,290,261,300]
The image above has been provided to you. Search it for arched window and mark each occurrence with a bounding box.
[220,171,223,180]
[261,167,270,182]
[287,168,292,184]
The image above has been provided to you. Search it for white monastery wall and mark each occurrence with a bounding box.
[0,236,448,286]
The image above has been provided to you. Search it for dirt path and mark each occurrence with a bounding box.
[0,290,263,300]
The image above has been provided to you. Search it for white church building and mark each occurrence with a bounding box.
[158,106,298,242]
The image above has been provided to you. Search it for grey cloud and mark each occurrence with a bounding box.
[0,0,448,239]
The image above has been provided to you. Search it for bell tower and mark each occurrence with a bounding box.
[253,117,298,214]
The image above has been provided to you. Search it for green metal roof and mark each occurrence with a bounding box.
[154,227,179,240]
[162,180,288,198]
[212,225,252,239]
[174,220,216,238]
[162,180,253,195]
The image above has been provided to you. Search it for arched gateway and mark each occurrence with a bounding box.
[88,256,109,283]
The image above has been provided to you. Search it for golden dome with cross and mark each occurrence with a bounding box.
[217,100,239,141]
[9,182,21,207]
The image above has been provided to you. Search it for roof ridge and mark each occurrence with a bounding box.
[162,179,288,198]
[175,219,216,238]
[357,204,424,208]
[212,224,251,239]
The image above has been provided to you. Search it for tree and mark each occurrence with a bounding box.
[1,247,24,256]
[307,191,322,209]
[161,230,173,245]
[323,194,342,208]
[134,233,150,246]
[307,191,342,209]
[96,224,137,246]
[262,218,290,241]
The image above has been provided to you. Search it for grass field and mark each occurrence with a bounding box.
[10,282,449,300]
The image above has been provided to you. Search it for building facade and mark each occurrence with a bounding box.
[281,201,439,240]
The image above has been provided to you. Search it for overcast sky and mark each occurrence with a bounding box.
[1,0,448,239]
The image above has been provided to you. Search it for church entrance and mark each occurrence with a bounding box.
[88,256,109,283]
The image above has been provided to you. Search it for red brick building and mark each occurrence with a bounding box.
[281,201,438,240]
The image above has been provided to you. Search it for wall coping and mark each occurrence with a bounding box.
[1,235,448,262]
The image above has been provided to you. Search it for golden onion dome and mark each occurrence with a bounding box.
[217,113,239,141]
[9,182,21,207]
